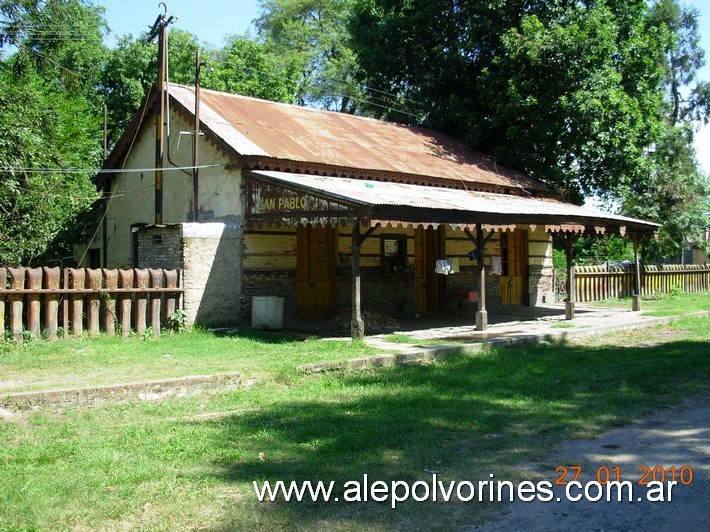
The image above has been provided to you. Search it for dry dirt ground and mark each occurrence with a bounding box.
[473,391,710,531]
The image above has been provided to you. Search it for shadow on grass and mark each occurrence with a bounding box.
[209,327,306,344]
[203,337,710,530]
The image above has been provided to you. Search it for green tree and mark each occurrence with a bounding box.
[256,0,363,112]
[203,35,299,103]
[1,0,107,98]
[101,29,302,144]
[0,0,106,265]
[626,126,709,262]
[624,0,710,261]
[351,0,666,201]
[352,0,709,263]
[101,28,201,144]
[647,0,710,126]
[0,70,100,266]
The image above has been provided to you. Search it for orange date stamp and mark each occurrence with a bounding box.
[555,465,694,486]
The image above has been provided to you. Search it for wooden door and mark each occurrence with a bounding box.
[297,225,336,320]
[414,226,445,312]
[500,229,528,305]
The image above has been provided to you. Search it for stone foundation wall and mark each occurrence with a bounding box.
[137,225,182,270]
[181,223,242,327]
[334,267,414,316]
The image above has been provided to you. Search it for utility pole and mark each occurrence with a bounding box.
[193,48,202,223]
[102,103,108,267]
[146,3,176,225]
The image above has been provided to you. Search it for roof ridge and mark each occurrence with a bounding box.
[167,82,437,132]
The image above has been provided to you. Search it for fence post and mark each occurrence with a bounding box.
[148,268,162,338]
[134,269,149,338]
[69,268,85,338]
[119,269,134,338]
[87,269,102,337]
[44,267,60,341]
[103,269,118,337]
[27,268,42,339]
[0,267,5,342]
[164,269,178,333]
[62,269,69,339]
[9,268,25,342]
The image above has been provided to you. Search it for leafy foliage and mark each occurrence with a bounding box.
[631,0,710,261]
[628,126,709,262]
[255,0,363,112]
[351,0,708,260]
[202,35,299,103]
[351,0,667,201]
[2,0,708,266]
[0,70,100,265]
[0,0,105,266]
[648,0,710,126]
[100,29,200,144]
[101,30,302,145]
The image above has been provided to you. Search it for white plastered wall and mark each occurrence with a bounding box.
[99,105,242,269]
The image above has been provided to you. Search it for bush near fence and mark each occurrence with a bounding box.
[0,267,183,342]
[575,263,709,303]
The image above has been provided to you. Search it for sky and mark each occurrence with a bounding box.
[102,0,260,47]
[100,0,710,171]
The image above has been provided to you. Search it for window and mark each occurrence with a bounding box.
[88,248,101,269]
[381,235,407,272]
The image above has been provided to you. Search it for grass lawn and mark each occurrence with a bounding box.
[1,316,708,530]
[0,330,378,394]
[589,291,709,316]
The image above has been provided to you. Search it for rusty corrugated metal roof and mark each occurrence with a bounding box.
[248,170,660,234]
[167,84,549,193]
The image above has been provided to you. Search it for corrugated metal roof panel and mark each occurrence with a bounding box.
[168,84,549,193]
[249,170,660,231]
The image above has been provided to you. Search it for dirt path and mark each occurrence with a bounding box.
[474,391,710,530]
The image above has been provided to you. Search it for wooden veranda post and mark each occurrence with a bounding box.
[476,223,488,331]
[632,235,642,312]
[351,221,365,340]
[564,233,576,320]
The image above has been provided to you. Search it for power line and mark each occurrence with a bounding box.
[15,41,81,78]
[0,163,223,174]
[237,65,430,118]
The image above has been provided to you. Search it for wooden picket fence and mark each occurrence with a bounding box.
[0,267,183,342]
[575,263,709,303]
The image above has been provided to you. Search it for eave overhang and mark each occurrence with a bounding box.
[245,170,660,237]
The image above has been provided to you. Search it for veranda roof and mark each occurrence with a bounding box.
[246,170,659,237]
